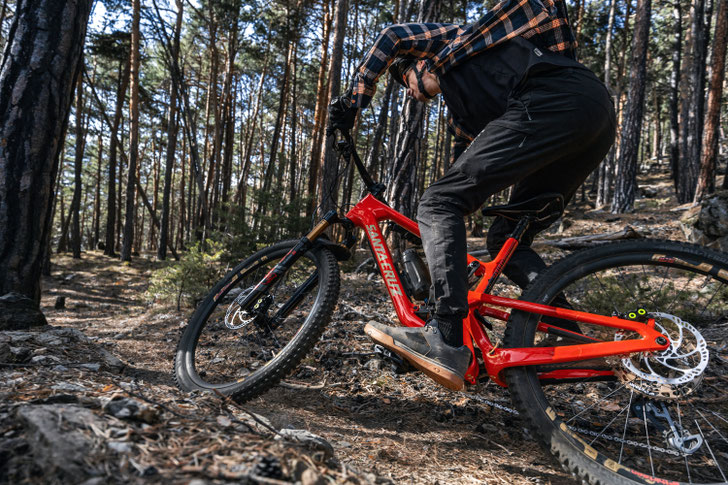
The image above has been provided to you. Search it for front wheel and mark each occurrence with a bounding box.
[504,239,728,484]
[174,240,340,403]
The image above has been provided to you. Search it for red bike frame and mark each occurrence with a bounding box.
[345,194,670,387]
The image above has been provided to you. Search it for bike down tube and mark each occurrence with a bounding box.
[467,292,671,386]
[345,195,425,328]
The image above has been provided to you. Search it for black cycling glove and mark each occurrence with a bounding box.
[327,89,358,135]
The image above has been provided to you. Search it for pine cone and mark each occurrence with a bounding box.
[251,455,283,479]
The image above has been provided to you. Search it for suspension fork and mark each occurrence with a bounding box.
[234,211,340,311]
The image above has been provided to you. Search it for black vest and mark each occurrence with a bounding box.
[438,36,589,137]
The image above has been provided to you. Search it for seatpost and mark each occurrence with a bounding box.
[508,216,533,243]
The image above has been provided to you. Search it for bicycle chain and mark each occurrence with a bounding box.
[463,392,680,456]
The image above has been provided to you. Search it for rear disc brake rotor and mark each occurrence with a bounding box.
[614,312,709,399]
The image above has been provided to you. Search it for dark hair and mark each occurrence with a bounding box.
[388,58,415,87]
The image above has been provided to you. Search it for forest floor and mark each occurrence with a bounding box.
[1,166,717,484]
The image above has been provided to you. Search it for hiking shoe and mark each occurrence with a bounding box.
[364,320,471,391]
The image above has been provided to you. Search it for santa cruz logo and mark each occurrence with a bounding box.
[366,224,403,297]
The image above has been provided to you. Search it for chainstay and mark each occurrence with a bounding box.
[463,392,680,456]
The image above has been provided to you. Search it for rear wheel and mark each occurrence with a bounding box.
[504,240,728,484]
[174,240,340,403]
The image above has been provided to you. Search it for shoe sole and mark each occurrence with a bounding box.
[364,324,464,391]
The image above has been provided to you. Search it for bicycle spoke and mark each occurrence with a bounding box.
[695,419,727,482]
[618,390,634,464]
[589,400,629,446]
[565,383,625,425]
[695,409,728,447]
[642,404,655,477]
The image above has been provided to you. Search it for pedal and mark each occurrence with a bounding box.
[373,344,414,374]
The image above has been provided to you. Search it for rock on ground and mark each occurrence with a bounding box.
[15,404,107,483]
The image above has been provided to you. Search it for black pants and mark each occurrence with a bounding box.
[417,68,616,320]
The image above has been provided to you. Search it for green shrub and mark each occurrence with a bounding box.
[147,240,225,309]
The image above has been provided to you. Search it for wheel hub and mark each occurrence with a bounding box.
[614,312,709,399]
[224,288,258,329]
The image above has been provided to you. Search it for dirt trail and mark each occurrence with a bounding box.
[7,167,698,484]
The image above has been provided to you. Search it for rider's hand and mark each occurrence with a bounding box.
[327,89,358,135]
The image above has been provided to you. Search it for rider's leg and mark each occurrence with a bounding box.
[367,68,615,389]
[416,72,614,348]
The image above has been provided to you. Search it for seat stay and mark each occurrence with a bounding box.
[465,292,669,386]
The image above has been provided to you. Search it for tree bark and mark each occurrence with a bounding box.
[93,134,103,249]
[121,0,141,261]
[318,0,349,216]
[694,0,727,201]
[0,0,91,302]
[676,0,708,203]
[668,0,682,192]
[307,0,333,219]
[158,0,183,261]
[71,67,85,258]
[385,0,440,219]
[103,56,130,256]
[234,45,270,220]
[596,0,617,207]
[611,0,651,213]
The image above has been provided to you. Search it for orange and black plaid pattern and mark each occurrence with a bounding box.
[350,0,576,115]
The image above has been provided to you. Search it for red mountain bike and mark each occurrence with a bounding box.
[175,132,728,485]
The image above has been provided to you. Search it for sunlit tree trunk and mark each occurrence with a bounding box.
[121,0,140,261]
[307,0,332,219]
[104,57,130,257]
[694,0,727,201]
[158,0,183,261]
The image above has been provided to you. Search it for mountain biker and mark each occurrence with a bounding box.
[327,0,616,391]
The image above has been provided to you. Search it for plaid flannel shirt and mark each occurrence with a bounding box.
[350,0,576,145]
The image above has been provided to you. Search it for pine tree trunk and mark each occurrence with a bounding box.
[234,46,270,219]
[668,1,682,193]
[0,0,91,302]
[318,0,349,216]
[121,0,141,261]
[158,0,183,261]
[596,0,617,208]
[104,58,130,256]
[385,0,441,219]
[93,134,103,249]
[612,0,652,213]
[676,0,708,203]
[307,0,333,219]
[694,0,727,201]
[71,68,85,258]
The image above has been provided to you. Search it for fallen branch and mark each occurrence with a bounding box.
[543,226,644,250]
[213,389,281,436]
[279,378,345,390]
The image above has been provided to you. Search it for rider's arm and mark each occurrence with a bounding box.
[428,0,576,75]
[350,22,460,109]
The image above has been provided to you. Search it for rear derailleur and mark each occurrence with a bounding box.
[632,399,703,455]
